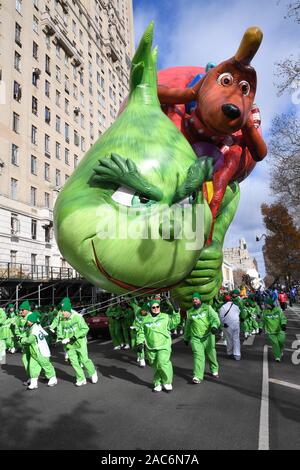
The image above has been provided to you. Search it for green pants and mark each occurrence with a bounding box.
[108,318,124,347]
[267,332,286,360]
[190,334,219,380]
[22,348,55,379]
[130,330,145,360]
[67,342,96,382]
[147,348,173,386]
[121,319,130,345]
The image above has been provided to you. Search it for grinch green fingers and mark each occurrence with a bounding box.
[91,153,163,202]
[173,157,213,204]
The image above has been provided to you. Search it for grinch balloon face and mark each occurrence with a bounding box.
[54,23,213,294]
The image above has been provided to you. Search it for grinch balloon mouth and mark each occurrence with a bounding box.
[54,22,213,295]
[91,240,181,294]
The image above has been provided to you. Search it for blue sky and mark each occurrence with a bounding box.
[132,0,300,277]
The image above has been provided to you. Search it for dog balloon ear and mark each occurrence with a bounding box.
[234,27,263,65]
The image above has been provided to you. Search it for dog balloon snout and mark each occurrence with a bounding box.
[221,103,241,120]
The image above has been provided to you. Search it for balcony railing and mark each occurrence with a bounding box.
[0,263,82,281]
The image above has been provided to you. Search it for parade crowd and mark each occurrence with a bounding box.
[0,285,298,392]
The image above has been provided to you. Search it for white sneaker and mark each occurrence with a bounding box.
[9,347,16,354]
[23,379,31,386]
[137,357,140,363]
[123,344,130,350]
[153,384,162,392]
[275,358,281,363]
[27,378,38,390]
[48,376,58,387]
[75,379,87,386]
[113,346,121,350]
[139,359,146,367]
[91,372,98,384]
[163,384,173,392]
[64,353,69,362]
[212,372,219,378]
[192,377,202,384]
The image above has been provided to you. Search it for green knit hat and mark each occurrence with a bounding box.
[19,300,31,311]
[265,298,274,307]
[232,289,240,295]
[141,303,149,312]
[192,292,201,300]
[7,303,14,309]
[60,297,72,312]
[27,311,40,324]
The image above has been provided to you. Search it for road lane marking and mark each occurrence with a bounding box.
[259,345,269,451]
[243,336,256,346]
[269,379,300,391]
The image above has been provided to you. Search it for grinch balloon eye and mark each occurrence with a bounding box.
[217,73,234,87]
[239,80,250,96]
[112,186,135,206]
[178,191,198,207]
[131,194,157,208]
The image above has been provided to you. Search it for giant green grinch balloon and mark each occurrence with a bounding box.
[54,23,215,296]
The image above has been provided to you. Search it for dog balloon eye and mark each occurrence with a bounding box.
[239,80,250,96]
[217,73,233,87]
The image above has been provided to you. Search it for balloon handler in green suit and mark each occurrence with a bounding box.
[136,299,180,393]
[259,298,287,362]
[19,309,57,390]
[129,299,149,367]
[184,293,220,384]
[58,297,98,386]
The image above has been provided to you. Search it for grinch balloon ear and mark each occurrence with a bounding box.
[129,21,159,107]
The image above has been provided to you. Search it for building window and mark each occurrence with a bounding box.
[14,51,21,71]
[45,225,51,243]
[10,251,17,266]
[79,70,84,85]
[80,92,84,106]
[65,75,70,94]
[32,71,39,87]
[45,134,50,156]
[31,155,37,175]
[56,43,61,58]
[64,52,69,68]
[44,192,50,208]
[11,179,18,200]
[74,130,79,146]
[15,23,22,46]
[65,148,70,165]
[44,162,50,181]
[45,106,51,124]
[32,96,38,115]
[55,169,61,187]
[31,125,37,145]
[33,0,39,10]
[13,81,22,101]
[13,112,20,133]
[45,256,50,273]
[33,41,38,59]
[56,90,61,107]
[81,137,85,152]
[45,54,51,75]
[55,115,61,133]
[72,20,77,34]
[11,144,19,165]
[65,123,69,142]
[73,84,78,99]
[31,254,37,269]
[33,15,39,34]
[45,80,50,97]
[11,214,20,235]
[65,98,69,114]
[74,155,78,168]
[55,142,61,159]
[30,187,37,206]
[56,65,61,82]
[31,219,37,239]
[90,122,94,140]
[16,0,22,14]
[79,29,83,43]
[80,113,84,128]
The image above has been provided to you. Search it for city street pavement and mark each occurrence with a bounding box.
[0,307,299,450]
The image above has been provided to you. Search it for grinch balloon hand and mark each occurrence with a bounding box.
[54,23,213,295]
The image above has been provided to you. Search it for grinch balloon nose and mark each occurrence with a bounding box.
[54,23,213,296]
